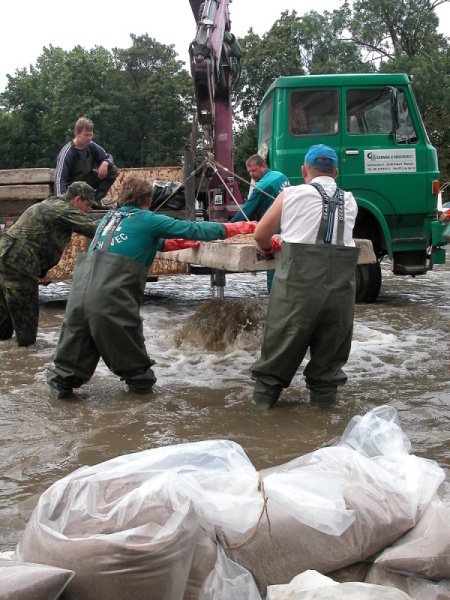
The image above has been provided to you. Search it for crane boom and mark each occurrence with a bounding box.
[189,0,243,221]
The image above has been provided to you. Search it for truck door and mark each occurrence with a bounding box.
[338,85,423,228]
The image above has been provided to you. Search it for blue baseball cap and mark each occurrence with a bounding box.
[304,144,338,168]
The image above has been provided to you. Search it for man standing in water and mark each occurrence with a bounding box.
[46,175,256,399]
[251,145,359,409]
[230,155,289,292]
[0,182,98,347]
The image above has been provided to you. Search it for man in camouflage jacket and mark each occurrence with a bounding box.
[0,181,98,346]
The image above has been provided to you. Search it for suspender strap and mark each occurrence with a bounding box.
[310,183,345,245]
[90,210,133,252]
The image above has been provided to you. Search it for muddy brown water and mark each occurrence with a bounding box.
[1,262,449,551]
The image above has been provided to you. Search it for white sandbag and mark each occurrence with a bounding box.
[0,558,74,600]
[267,569,336,596]
[16,480,199,599]
[15,440,263,600]
[198,545,261,600]
[218,406,444,592]
[267,568,414,599]
[374,498,450,580]
[366,564,450,600]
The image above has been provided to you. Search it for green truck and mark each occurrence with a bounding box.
[258,73,447,302]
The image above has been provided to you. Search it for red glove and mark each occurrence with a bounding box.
[259,236,282,255]
[162,239,201,252]
[222,221,258,238]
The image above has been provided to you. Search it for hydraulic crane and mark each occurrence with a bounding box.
[188,0,244,223]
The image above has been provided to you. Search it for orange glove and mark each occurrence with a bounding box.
[162,239,201,252]
[259,236,282,255]
[222,221,258,238]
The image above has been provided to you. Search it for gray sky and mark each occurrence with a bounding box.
[1,0,449,92]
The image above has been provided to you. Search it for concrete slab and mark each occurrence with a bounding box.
[158,236,376,271]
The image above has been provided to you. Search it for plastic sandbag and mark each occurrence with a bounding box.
[366,564,450,600]
[198,545,261,600]
[16,475,198,600]
[267,569,414,599]
[374,497,450,580]
[0,558,74,600]
[218,406,445,593]
[16,440,262,600]
[266,569,336,598]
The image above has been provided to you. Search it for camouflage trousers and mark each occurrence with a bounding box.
[0,260,39,346]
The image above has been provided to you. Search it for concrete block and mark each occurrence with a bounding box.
[158,236,376,272]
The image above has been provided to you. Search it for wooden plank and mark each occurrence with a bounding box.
[0,168,54,185]
[0,184,52,201]
[158,236,377,271]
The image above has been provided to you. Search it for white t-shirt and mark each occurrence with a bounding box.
[280,176,358,246]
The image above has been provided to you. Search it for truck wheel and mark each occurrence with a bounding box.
[355,263,382,303]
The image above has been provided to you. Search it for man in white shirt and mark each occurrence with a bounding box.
[251,144,360,409]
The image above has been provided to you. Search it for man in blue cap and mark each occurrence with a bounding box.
[250,144,360,409]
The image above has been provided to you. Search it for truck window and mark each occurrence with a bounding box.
[346,88,417,141]
[290,89,339,136]
[260,100,273,143]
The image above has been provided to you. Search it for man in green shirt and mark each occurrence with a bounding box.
[231,155,289,291]
[46,175,256,399]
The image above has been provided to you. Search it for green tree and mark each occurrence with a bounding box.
[348,0,447,61]
[111,34,194,167]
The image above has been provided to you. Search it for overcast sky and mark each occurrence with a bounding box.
[1,0,449,92]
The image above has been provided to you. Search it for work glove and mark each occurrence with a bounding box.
[222,221,258,238]
[258,236,282,256]
[162,239,201,252]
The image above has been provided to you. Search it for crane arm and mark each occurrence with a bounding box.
[188,0,243,220]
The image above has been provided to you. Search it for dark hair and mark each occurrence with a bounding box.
[117,176,153,207]
[246,154,267,168]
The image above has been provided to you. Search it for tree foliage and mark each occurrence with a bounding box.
[0,1,448,182]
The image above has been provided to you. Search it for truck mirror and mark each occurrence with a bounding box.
[388,86,400,137]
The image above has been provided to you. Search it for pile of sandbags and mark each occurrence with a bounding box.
[217,406,444,593]
[9,406,447,599]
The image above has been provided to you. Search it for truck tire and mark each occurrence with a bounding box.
[355,263,382,303]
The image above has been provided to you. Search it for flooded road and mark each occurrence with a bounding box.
[1,261,449,551]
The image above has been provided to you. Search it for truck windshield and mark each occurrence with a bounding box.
[346,88,417,142]
[289,89,339,136]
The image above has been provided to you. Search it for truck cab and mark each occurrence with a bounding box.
[258,73,447,302]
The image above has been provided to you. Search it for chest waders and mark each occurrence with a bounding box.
[47,210,157,394]
[251,185,360,407]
